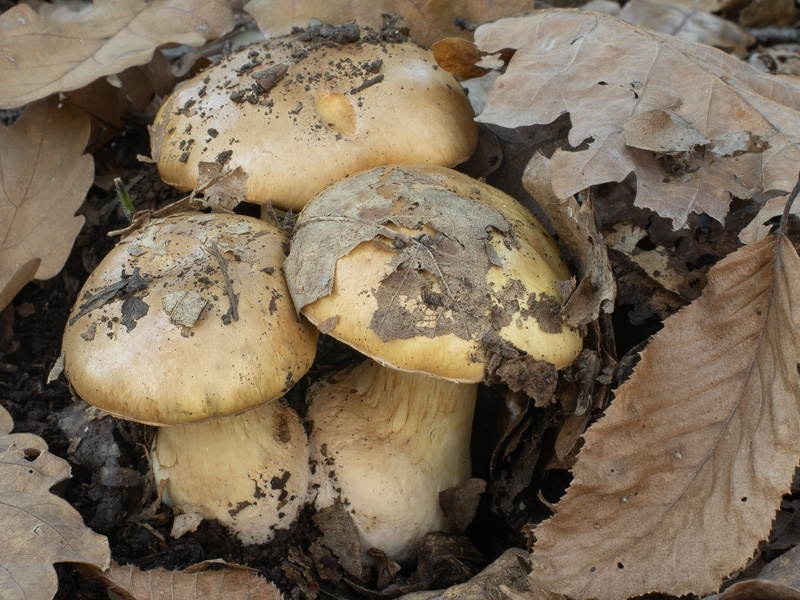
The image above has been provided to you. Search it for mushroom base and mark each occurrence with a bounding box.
[152,399,310,545]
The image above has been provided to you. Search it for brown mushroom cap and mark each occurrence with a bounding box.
[306,359,476,563]
[152,398,310,545]
[62,213,317,425]
[284,164,583,383]
[149,29,477,211]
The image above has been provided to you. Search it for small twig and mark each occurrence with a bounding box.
[778,171,800,238]
[209,243,239,323]
[137,521,166,542]
[350,74,384,94]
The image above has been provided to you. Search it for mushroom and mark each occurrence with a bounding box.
[307,359,476,564]
[62,213,318,542]
[149,24,477,212]
[285,164,583,381]
[285,164,583,562]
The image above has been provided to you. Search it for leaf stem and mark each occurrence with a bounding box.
[779,171,800,238]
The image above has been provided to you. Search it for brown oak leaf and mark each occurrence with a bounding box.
[0,0,235,109]
[0,405,110,600]
[472,10,800,228]
[0,97,93,312]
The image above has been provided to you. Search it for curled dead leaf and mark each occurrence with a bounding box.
[432,38,510,80]
[523,152,615,325]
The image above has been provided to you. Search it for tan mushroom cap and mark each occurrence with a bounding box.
[285,164,583,383]
[307,359,476,563]
[62,213,317,426]
[149,30,477,211]
[152,399,310,544]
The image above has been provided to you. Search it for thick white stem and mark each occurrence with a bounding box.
[307,359,478,564]
[152,399,310,544]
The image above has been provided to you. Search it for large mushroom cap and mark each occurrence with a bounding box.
[152,398,310,545]
[62,213,317,425]
[149,27,477,211]
[285,164,583,383]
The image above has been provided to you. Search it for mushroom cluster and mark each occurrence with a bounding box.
[60,19,583,578]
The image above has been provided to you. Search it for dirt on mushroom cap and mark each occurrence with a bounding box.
[284,164,583,383]
[62,213,318,426]
[149,24,477,211]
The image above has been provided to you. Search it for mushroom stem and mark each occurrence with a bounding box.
[307,359,477,564]
[152,399,310,545]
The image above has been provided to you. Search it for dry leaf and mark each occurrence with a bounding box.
[0,97,92,312]
[757,540,800,587]
[739,0,796,28]
[194,164,249,211]
[82,560,284,600]
[66,51,177,132]
[749,45,800,77]
[243,0,533,48]
[432,38,511,80]
[618,0,755,57]
[527,233,800,598]
[707,543,800,599]
[709,580,800,600]
[313,503,363,580]
[740,194,800,244]
[396,548,532,600]
[0,0,235,109]
[0,404,111,600]
[473,10,800,228]
[523,152,615,325]
[439,478,487,533]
